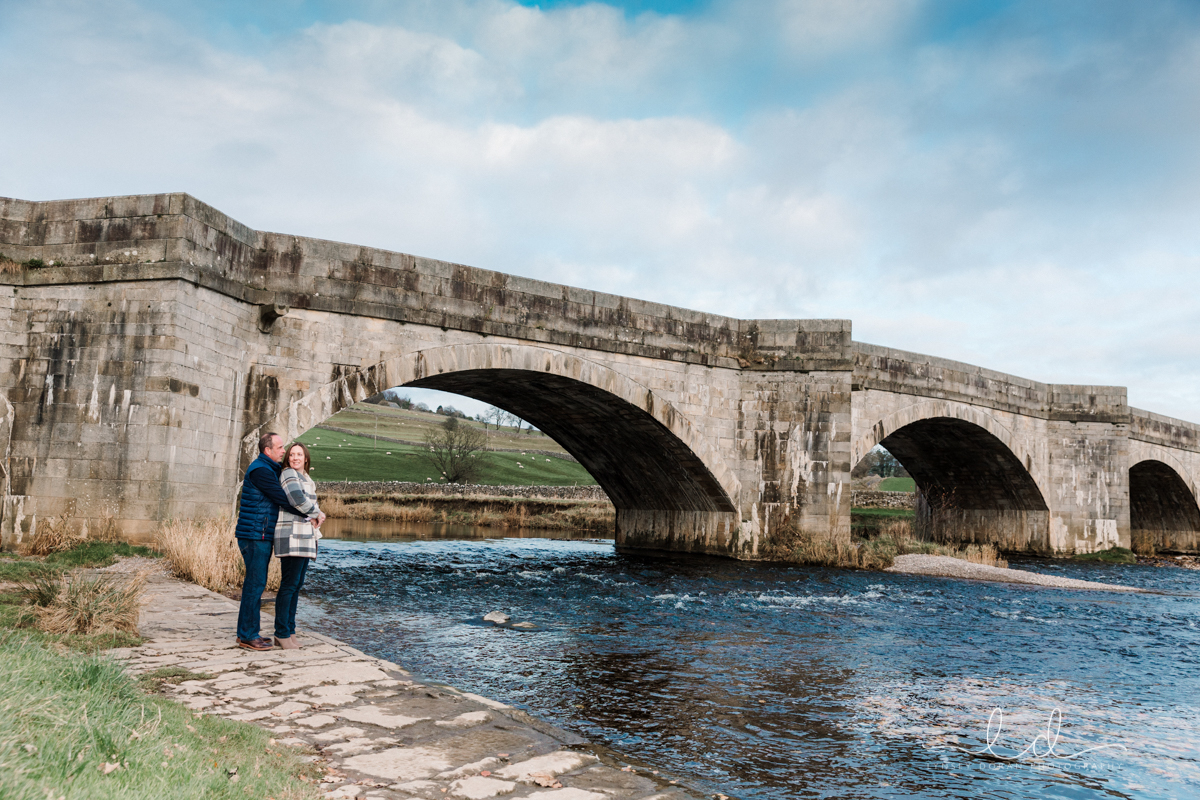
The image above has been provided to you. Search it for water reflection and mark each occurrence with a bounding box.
[301,520,1200,800]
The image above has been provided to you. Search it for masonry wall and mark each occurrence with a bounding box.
[1128,409,1200,553]
[851,346,1138,555]
[1,192,1197,558]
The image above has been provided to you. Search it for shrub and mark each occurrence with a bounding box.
[90,513,122,543]
[1130,530,1156,556]
[19,513,87,556]
[15,567,63,607]
[156,518,280,592]
[34,571,146,636]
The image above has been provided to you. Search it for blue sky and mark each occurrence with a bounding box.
[2,0,1199,421]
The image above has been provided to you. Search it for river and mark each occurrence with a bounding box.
[297,522,1200,800]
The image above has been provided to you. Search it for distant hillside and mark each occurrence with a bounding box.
[296,403,597,486]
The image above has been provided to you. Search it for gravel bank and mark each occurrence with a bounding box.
[886,554,1139,592]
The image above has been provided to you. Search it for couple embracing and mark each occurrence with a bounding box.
[234,432,326,652]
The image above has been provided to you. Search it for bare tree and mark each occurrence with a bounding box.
[423,416,487,483]
[497,410,526,432]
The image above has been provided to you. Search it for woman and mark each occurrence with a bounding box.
[274,442,325,649]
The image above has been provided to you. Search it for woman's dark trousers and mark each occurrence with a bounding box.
[274,556,310,639]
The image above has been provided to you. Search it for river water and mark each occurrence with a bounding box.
[298,524,1200,800]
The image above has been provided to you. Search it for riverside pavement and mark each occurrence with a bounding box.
[108,565,701,800]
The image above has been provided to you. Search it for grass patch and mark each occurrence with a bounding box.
[31,572,146,637]
[0,543,157,583]
[877,477,916,492]
[17,513,87,556]
[0,633,321,800]
[851,506,915,537]
[44,542,157,570]
[297,428,597,486]
[138,667,216,694]
[1074,546,1136,564]
[0,546,318,798]
[852,507,915,519]
[0,543,156,650]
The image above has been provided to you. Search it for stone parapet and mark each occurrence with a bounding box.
[853,341,1129,422]
[0,192,852,370]
[1131,407,1200,453]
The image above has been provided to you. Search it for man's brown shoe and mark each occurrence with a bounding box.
[237,637,273,651]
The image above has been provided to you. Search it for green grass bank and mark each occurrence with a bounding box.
[0,543,321,800]
[296,428,597,486]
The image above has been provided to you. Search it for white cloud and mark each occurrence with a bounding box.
[2,0,1200,420]
[769,0,923,57]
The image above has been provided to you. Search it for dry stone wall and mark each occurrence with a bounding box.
[851,490,915,509]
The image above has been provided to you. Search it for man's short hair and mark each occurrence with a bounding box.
[258,432,281,453]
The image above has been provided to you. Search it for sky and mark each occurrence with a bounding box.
[2,0,1199,420]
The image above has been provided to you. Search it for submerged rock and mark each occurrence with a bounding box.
[509,621,537,630]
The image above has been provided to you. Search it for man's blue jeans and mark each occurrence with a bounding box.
[274,556,310,639]
[236,538,273,641]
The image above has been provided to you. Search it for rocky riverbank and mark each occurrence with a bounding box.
[120,567,699,800]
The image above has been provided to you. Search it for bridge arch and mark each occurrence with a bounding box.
[241,343,742,547]
[853,400,1049,551]
[1126,444,1200,553]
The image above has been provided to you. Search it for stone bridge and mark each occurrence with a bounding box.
[1,192,1197,556]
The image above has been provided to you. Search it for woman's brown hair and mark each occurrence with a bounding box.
[284,442,311,474]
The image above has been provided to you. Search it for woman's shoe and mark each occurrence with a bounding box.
[274,636,300,649]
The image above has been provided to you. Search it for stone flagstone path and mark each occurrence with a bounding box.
[110,568,702,800]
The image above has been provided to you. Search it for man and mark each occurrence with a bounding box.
[234,432,313,651]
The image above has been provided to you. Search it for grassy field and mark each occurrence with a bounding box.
[296,427,597,485]
[877,477,916,492]
[0,543,321,799]
[321,403,569,453]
